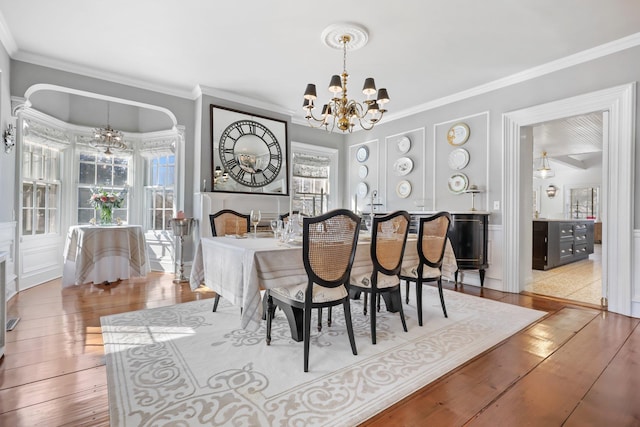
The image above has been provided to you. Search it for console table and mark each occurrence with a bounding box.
[410,212,489,287]
[532,219,594,270]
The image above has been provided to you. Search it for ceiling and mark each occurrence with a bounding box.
[1,1,639,127]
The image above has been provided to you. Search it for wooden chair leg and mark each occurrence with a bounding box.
[405,281,410,304]
[212,294,220,312]
[303,303,312,372]
[437,278,448,318]
[363,292,368,315]
[396,289,408,332]
[327,306,332,327]
[343,300,358,356]
[416,280,423,326]
[376,293,381,312]
[266,294,274,345]
[317,307,323,332]
[370,290,377,345]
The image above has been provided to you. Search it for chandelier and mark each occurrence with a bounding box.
[302,24,389,132]
[534,151,555,179]
[91,103,126,155]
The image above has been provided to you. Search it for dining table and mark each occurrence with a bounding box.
[62,224,150,287]
[189,232,457,334]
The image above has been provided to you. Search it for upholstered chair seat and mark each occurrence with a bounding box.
[270,282,348,303]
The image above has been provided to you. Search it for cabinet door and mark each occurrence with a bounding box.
[448,214,487,269]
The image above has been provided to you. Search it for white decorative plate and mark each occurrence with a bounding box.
[447,122,470,146]
[448,148,470,170]
[448,173,469,194]
[393,157,413,176]
[357,182,368,198]
[358,165,368,179]
[356,145,369,163]
[396,180,412,198]
[397,136,411,154]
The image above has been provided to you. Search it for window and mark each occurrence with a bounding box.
[569,187,599,219]
[145,155,175,231]
[291,152,330,215]
[21,141,60,236]
[77,152,129,224]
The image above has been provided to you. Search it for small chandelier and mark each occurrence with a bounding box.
[534,151,555,179]
[91,103,126,155]
[302,24,389,132]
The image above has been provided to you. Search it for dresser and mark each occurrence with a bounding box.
[410,212,489,287]
[532,220,594,270]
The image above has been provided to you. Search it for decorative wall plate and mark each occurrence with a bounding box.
[356,145,369,163]
[397,136,411,154]
[396,180,412,198]
[357,181,368,198]
[358,164,368,179]
[448,173,469,194]
[448,148,470,170]
[393,157,413,176]
[447,122,470,146]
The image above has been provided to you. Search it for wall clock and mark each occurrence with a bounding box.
[447,122,470,146]
[218,120,282,187]
[211,105,288,195]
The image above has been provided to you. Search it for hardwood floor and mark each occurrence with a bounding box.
[1,273,638,426]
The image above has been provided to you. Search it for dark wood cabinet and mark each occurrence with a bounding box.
[532,220,594,270]
[410,212,489,286]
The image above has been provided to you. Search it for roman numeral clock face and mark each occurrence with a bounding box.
[218,120,283,188]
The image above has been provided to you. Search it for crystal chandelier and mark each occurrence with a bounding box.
[534,151,555,179]
[91,103,126,155]
[302,24,389,132]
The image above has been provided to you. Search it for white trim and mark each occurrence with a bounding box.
[196,85,296,118]
[386,32,640,123]
[290,141,339,212]
[502,83,636,317]
[23,84,179,128]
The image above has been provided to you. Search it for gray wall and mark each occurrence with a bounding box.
[0,42,13,223]
[345,45,640,227]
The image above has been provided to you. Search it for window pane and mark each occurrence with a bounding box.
[96,164,113,186]
[78,188,93,209]
[48,209,58,233]
[113,165,128,186]
[22,183,33,208]
[35,209,46,234]
[22,209,32,234]
[165,191,174,209]
[79,162,96,184]
[80,153,96,162]
[78,209,94,224]
[35,184,46,209]
[48,184,58,207]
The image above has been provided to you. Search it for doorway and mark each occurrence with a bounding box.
[525,112,604,306]
[502,83,635,317]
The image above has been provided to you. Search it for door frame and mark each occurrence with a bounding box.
[502,83,635,316]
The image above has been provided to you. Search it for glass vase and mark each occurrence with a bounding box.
[100,206,113,225]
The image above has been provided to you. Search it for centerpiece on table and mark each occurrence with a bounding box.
[89,187,127,225]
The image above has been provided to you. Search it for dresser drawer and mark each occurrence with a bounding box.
[559,223,574,239]
[559,241,574,260]
[574,244,589,256]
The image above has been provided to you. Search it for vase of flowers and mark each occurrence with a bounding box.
[89,187,127,225]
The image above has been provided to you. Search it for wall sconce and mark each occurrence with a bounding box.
[3,123,16,154]
[546,184,557,198]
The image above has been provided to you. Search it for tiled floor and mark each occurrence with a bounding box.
[525,244,602,306]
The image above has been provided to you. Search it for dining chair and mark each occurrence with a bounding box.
[399,211,451,326]
[350,210,410,344]
[209,209,250,312]
[265,209,360,372]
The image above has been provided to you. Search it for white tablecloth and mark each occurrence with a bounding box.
[62,225,150,287]
[190,233,457,331]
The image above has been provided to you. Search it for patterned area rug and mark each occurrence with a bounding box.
[101,288,546,426]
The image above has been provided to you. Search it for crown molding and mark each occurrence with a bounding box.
[0,11,17,56]
[385,32,640,123]
[13,49,195,99]
[196,85,296,117]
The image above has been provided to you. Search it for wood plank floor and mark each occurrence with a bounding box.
[1,273,638,426]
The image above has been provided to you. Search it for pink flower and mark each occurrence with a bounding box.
[110,195,116,202]
[100,196,108,202]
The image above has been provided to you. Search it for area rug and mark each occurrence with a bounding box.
[101,288,546,426]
